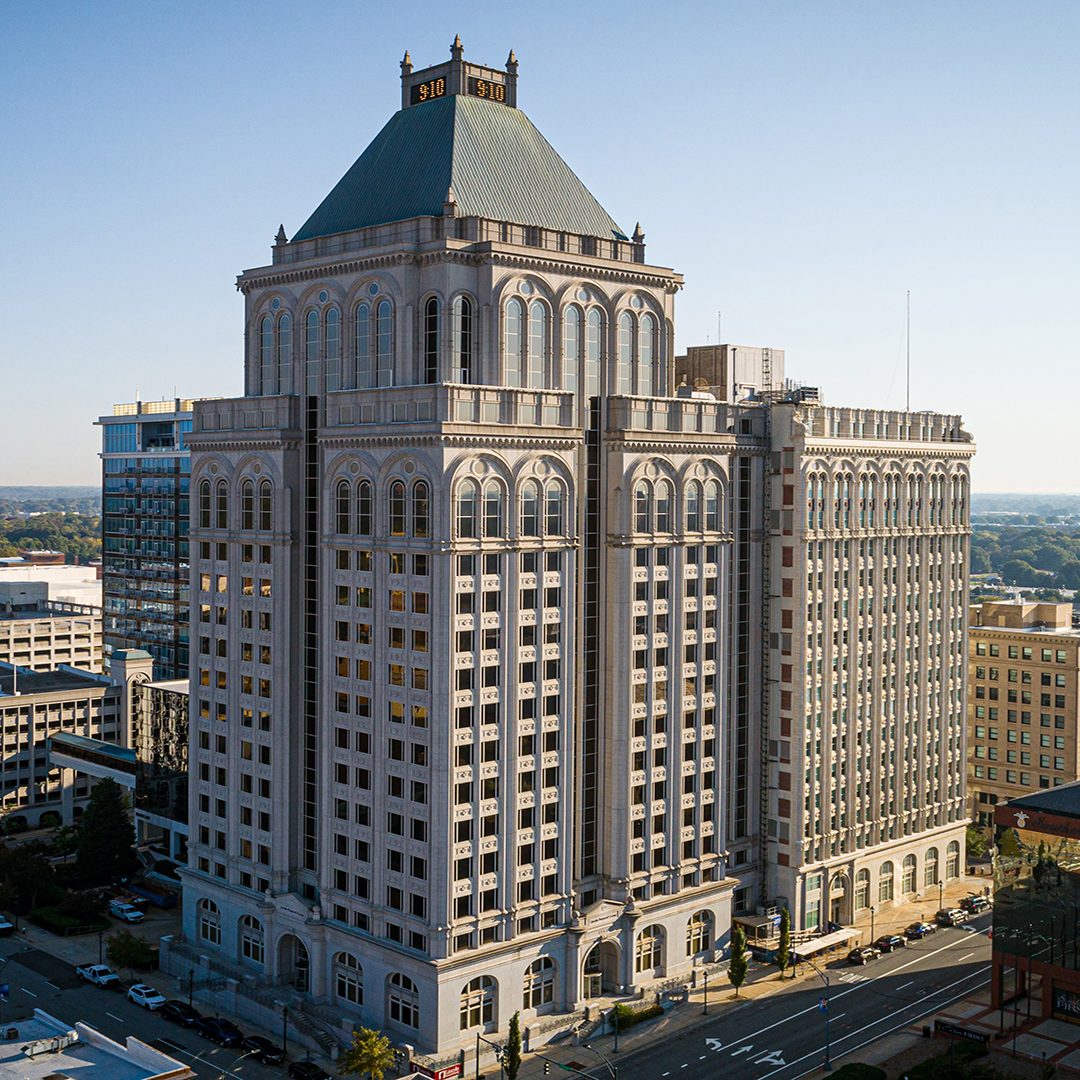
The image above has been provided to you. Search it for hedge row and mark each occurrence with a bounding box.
[28,907,110,936]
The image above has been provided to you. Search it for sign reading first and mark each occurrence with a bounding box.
[409,75,509,107]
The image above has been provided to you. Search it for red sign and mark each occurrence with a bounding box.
[411,1065,462,1080]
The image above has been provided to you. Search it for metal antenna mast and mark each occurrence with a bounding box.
[905,290,911,411]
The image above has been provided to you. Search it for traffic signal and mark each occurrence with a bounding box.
[543,1065,550,1075]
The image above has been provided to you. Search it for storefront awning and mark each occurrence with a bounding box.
[792,928,860,957]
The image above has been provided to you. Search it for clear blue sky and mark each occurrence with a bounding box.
[2,1,1076,489]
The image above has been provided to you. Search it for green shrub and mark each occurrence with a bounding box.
[908,1041,989,1080]
[28,906,109,935]
[611,1002,664,1031]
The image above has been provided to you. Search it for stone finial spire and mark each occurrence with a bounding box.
[506,49,518,74]
[401,50,412,75]
[275,224,288,246]
[443,186,458,218]
[632,222,645,244]
[451,34,464,60]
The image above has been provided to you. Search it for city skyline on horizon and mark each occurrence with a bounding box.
[2,2,1077,490]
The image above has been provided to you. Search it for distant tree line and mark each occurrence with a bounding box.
[972,526,1080,590]
[0,511,101,561]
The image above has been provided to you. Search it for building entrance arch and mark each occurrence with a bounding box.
[278,933,310,993]
[582,940,620,998]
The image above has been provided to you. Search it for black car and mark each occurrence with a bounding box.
[873,934,906,953]
[960,895,992,914]
[847,946,881,965]
[240,1035,286,1065]
[288,1063,332,1080]
[936,908,967,927]
[160,1000,202,1026]
[904,921,937,940]
[193,1016,244,1047]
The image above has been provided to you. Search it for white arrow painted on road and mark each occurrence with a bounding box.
[705,1038,724,1052]
[730,1045,754,1056]
[754,1051,787,1066]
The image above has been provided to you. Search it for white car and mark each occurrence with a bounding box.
[109,901,145,923]
[75,964,120,987]
[127,984,167,1010]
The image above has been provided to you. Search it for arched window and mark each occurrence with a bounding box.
[635,925,664,974]
[924,848,939,888]
[617,312,634,395]
[260,316,274,395]
[258,481,272,531]
[634,482,651,533]
[388,973,419,1029]
[335,480,351,534]
[354,302,372,389]
[523,958,555,1010]
[334,952,363,1005]
[215,481,228,530]
[412,480,430,538]
[305,309,319,394]
[198,480,211,529]
[240,480,254,531]
[686,911,713,957]
[423,297,440,384]
[459,975,496,1031]
[686,481,702,532]
[504,298,523,387]
[389,481,406,537]
[902,854,917,895]
[563,306,581,393]
[376,299,393,387]
[483,481,503,538]
[278,314,292,393]
[854,869,871,910]
[528,301,547,387]
[585,308,603,397]
[356,480,373,536]
[325,307,341,391]
[198,899,221,945]
[239,915,263,965]
[878,861,894,902]
[655,480,673,532]
[806,473,816,530]
[705,480,721,531]
[545,482,564,536]
[817,475,827,529]
[638,313,656,397]
[457,480,479,539]
[946,841,960,879]
[453,295,473,383]
[521,480,541,537]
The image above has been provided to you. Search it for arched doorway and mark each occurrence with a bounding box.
[829,872,850,926]
[583,940,620,998]
[278,933,310,993]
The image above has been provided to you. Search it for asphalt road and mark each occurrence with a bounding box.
[0,938,309,1080]
[527,913,993,1080]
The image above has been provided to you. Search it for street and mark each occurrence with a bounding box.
[0,937,298,1080]
[525,913,992,1080]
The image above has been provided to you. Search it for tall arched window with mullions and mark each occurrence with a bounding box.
[325,307,341,391]
[617,312,634,395]
[389,481,406,537]
[278,314,292,393]
[422,298,440,384]
[215,480,228,529]
[305,310,319,394]
[483,481,502,538]
[453,296,473,383]
[655,480,673,533]
[412,481,430,538]
[528,301,547,387]
[562,305,581,393]
[545,483,564,535]
[704,480,720,530]
[259,316,274,395]
[335,480,351,534]
[504,298,523,387]
[356,480,373,536]
[457,480,478,539]
[258,481,273,531]
[634,482,651,533]
[521,480,541,537]
[240,480,255,530]
[376,300,393,387]
[354,302,372,389]
[198,480,211,529]
[686,481,702,532]
[638,313,656,397]
[585,308,603,397]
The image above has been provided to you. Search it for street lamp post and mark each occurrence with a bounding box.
[98,932,104,965]
[938,880,944,912]
[794,952,832,1072]
[187,968,194,1007]
[577,1042,618,1080]
[870,906,875,945]
[281,1005,288,1056]
[476,1031,505,1080]
[702,970,709,1016]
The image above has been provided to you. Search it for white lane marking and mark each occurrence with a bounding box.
[699,1055,707,1059]
[759,967,990,1080]
[680,1064,689,1069]
[106,1012,126,1022]
[45,981,60,990]
[662,1073,670,1077]
[958,951,976,961]
[715,930,989,1049]
[897,981,914,990]
[21,988,37,997]
[830,1013,846,1023]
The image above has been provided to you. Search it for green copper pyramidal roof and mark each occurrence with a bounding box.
[292,93,627,243]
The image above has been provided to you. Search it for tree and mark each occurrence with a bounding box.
[776,908,791,979]
[339,1027,395,1080]
[107,929,156,977]
[965,825,989,858]
[0,843,57,912]
[997,828,1022,860]
[728,925,748,998]
[505,1011,522,1080]
[75,778,138,885]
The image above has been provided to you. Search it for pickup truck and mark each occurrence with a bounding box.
[75,964,120,987]
[108,900,145,923]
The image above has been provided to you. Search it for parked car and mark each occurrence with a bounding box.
[128,983,167,1010]
[193,1016,244,1047]
[904,921,937,939]
[935,908,967,927]
[288,1063,332,1080]
[75,964,120,987]
[0,914,14,936]
[108,900,145,924]
[240,1035,286,1065]
[960,895,992,914]
[848,946,881,965]
[160,1000,202,1026]
[873,934,907,953]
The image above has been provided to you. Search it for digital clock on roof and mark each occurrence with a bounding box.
[410,77,446,105]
